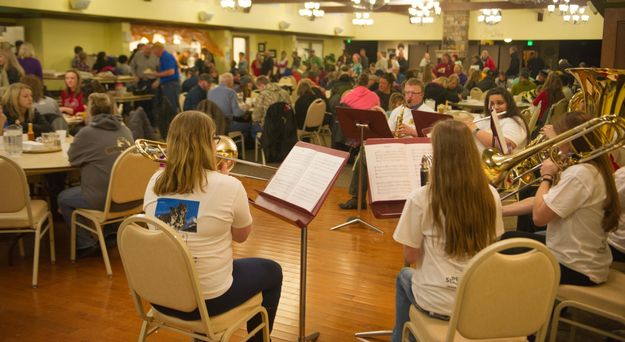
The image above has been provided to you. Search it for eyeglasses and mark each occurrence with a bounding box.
[405,91,424,96]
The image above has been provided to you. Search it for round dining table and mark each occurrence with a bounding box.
[0,137,75,175]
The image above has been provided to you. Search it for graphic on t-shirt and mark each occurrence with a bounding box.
[155,198,199,233]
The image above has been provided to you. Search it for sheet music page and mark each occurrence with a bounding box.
[264,146,344,212]
[365,143,432,202]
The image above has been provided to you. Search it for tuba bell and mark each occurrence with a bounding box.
[567,68,625,118]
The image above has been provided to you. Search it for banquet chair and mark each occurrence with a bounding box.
[544,98,569,126]
[297,98,326,145]
[254,132,266,165]
[70,146,160,276]
[118,214,270,342]
[0,155,55,287]
[527,102,543,133]
[469,87,483,101]
[549,269,625,342]
[403,238,560,342]
[228,131,246,160]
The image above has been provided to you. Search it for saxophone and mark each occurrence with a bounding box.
[394,103,406,138]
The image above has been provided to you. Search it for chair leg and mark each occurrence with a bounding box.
[70,211,77,262]
[138,320,149,342]
[32,226,42,288]
[95,222,113,276]
[18,238,25,257]
[240,136,246,160]
[549,301,566,342]
[48,214,56,264]
[261,309,270,342]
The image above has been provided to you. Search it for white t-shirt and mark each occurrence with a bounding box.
[393,184,504,316]
[608,167,625,253]
[474,116,527,154]
[543,163,612,283]
[143,169,253,299]
[387,103,436,133]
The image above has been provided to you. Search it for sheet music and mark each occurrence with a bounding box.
[264,146,345,212]
[365,142,432,202]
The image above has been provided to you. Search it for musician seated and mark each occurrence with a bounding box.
[608,166,625,262]
[392,120,504,341]
[143,111,282,341]
[463,87,528,154]
[501,111,620,285]
[339,78,433,209]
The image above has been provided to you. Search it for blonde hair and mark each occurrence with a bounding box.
[0,50,25,78]
[17,42,36,58]
[154,111,218,195]
[1,82,33,123]
[87,92,113,117]
[429,120,497,258]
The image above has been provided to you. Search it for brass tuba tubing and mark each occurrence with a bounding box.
[134,137,277,180]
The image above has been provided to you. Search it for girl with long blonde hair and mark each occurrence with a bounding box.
[1,82,52,136]
[392,119,503,341]
[0,49,25,87]
[143,111,282,342]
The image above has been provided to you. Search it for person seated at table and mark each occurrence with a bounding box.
[446,74,464,103]
[20,75,67,130]
[183,73,213,111]
[424,77,450,109]
[608,166,625,263]
[143,111,283,342]
[17,42,43,80]
[511,69,537,96]
[462,87,528,154]
[1,82,53,137]
[374,73,398,111]
[60,70,85,116]
[392,119,503,341]
[341,74,380,110]
[251,75,291,137]
[57,93,134,257]
[294,79,326,129]
[464,69,482,92]
[495,71,509,89]
[501,111,619,285]
[0,49,25,87]
[476,69,497,92]
[433,53,453,78]
[207,72,250,137]
[453,64,467,86]
[532,71,565,126]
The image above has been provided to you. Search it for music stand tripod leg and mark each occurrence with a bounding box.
[330,123,383,234]
[298,226,320,342]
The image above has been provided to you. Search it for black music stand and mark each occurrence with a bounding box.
[411,110,453,137]
[331,107,393,233]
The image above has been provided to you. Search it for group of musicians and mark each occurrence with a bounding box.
[140,77,623,341]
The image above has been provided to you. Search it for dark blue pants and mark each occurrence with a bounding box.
[154,258,282,342]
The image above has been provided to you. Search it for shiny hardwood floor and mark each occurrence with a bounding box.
[0,178,405,342]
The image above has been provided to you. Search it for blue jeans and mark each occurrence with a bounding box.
[57,186,97,250]
[393,267,418,342]
[160,80,181,112]
[229,120,252,141]
[153,258,282,342]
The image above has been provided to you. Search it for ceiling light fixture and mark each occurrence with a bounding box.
[547,0,589,23]
[477,8,502,25]
[408,0,441,24]
[351,0,390,11]
[220,0,252,10]
[299,2,325,20]
[352,12,374,26]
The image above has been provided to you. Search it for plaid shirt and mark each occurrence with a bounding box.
[252,83,291,125]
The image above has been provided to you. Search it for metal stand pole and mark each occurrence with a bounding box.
[330,123,383,234]
[298,226,320,342]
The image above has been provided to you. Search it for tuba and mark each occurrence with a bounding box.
[567,68,625,118]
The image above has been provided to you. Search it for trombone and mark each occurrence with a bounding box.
[135,136,277,182]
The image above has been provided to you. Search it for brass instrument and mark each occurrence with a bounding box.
[394,103,406,138]
[483,115,625,200]
[472,111,507,124]
[566,68,625,117]
[135,136,277,181]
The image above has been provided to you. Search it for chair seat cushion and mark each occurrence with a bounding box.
[0,200,49,229]
[558,270,625,318]
[74,206,143,223]
[408,306,526,342]
[150,293,263,336]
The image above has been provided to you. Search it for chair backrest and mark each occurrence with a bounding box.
[470,87,483,101]
[302,98,326,131]
[117,214,215,337]
[102,146,161,217]
[527,102,542,133]
[447,238,560,342]
[0,156,34,225]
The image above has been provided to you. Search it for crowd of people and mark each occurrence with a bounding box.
[1,38,622,342]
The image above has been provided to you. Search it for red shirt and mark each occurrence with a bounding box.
[433,62,453,77]
[532,90,550,119]
[60,90,85,115]
[251,60,262,77]
[483,57,496,72]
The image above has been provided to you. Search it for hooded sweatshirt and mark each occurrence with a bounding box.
[341,85,380,110]
[68,114,134,209]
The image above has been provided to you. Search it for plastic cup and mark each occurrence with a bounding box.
[3,125,23,155]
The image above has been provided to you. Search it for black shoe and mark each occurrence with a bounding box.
[339,197,367,210]
[76,245,101,259]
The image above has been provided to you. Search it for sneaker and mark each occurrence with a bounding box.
[339,197,367,210]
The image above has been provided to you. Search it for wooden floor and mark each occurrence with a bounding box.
[0,178,404,342]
